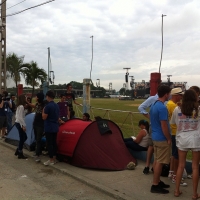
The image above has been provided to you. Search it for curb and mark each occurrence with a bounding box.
[0,140,128,200]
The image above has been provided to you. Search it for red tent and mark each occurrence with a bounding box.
[57,119,136,170]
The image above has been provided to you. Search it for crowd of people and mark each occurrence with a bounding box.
[136,84,200,199]
[1,82,200,198]
[0,83,86,165]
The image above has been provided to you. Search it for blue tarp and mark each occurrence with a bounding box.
[5,113,35,151]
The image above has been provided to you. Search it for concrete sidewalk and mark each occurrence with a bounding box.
[0,139,197,200]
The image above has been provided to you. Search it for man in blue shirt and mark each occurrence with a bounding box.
[42,90,59,166]
[138,94,158,174]
[150,85,171,194]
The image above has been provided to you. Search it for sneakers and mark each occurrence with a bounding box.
[44,160,56,166]
[127,162,136,170]
[32,153,37,158]
[151,185,169,194]
[143,167,149,174]
[159,180,170,188]
[35,156,40,162]
[187,174,192,179]
[172,175,187,186]
[168,171,174,179]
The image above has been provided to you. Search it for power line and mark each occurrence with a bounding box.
[7,0,27,10]
[5,0,55,17]
[0,0,7,6]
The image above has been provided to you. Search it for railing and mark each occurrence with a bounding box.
[74,105,143,138]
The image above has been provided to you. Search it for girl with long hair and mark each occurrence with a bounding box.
[124,120,150,151]
[15,94,28,159]
[171,89,200,199]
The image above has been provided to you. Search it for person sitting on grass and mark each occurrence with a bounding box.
[124,120,150,151]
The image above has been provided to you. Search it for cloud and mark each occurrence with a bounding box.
[5,0,200,91]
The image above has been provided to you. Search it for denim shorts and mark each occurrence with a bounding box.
[171,135,178,159]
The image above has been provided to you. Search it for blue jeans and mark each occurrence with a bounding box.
[46,132,57,158]
[15,123,27,151]
[6,112,13,133]
[124,138,147,151]
[34,125,44,156]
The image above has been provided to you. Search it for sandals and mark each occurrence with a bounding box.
[192,194,200,200]
[174,191,182,197]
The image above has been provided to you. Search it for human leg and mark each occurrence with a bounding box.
[192,151,200,198]
[15,123,27,159]
[6,112,13,133]
[44,132,57,165]
[175,149,187,195]
[124,139,147,151]
[15,123,27,151]
[151,141,171,194]
[34,126,44,156]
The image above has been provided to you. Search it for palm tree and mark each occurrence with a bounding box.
[24,61,47,97]
[6,53,30,95]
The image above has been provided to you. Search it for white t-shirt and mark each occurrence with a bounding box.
[170,107,200,149]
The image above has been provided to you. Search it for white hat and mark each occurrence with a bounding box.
[171,87,184,95]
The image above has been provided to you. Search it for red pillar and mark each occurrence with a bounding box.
[150,73,161,96]
[18,84,23,96]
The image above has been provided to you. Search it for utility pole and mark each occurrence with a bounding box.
[0,0,6,92]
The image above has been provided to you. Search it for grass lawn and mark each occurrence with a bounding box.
[73,98,147,137]
[73,97,192,160]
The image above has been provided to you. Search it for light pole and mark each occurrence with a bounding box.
[167,75,172,87]
[129,76,134,98]
[96,79,100,87]
[123,68,131,90]
[159,14,167,73]
[184,82,187,90]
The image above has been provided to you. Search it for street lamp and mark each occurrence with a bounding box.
[167,75,172,87]
[159,14,167,73]
[96,79,100,87]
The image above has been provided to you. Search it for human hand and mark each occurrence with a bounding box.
[167,139,171,145]
[22,126,26,132]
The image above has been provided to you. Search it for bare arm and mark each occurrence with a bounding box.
[67,106,70,119]
[134,130,146,144]
[161,120,171,144]
[73,100,80,105]
[0,100,4,108]
[26,101,36,108]
[42,108,48,120]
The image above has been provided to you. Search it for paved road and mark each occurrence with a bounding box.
[0,144,115,200]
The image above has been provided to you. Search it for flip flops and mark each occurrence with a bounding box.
[174,191,182,197]
[192,194,200,200]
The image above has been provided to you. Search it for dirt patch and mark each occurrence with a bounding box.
[128,104,141,106]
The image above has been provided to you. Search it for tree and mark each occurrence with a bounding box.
[6,53,30,95]
[24,61,47,97]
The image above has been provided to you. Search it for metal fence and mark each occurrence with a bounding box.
[74,105,143,138]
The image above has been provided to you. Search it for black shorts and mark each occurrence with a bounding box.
[0,116,7,129]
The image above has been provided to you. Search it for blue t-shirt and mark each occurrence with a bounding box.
[150,100,169,141]
[44,101,59,133]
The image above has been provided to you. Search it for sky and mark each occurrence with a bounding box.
[5,0,200,91]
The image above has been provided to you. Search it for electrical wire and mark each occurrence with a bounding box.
[6,0,27,10]
[5,0,55,17]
